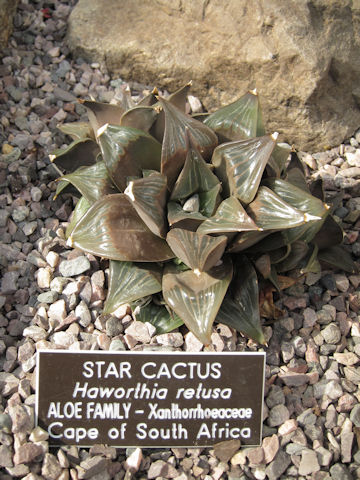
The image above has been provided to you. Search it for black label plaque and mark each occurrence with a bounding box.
[36,350,265,447]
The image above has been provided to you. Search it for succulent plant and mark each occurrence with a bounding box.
[51,83,357,345]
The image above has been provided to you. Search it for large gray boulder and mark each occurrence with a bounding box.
[67,0,360,151]
[0,0,18,51]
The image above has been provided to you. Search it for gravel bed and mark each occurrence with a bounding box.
[0,1,360,479]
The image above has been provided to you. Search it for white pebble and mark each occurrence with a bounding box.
[37,267,52,289]
[46,251,59,268]
[48,299,67,321]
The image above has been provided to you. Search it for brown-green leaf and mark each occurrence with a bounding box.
[57,122,94,141]
[264,178,329,243]
[247,186,308,231]
[318,246,358,274]
[103,260,162,313]
[275,241,309,272]
[170,131,220,201]
[82,100,125,133]
[166,228,227,272]
[49,139,100,173]
[98,124,161,191]
[300,244,321,274]
[204,90,264,141]
[65,196,91,239]
[198,184,222,217]
[163,257,233,345]
[197,197,259,235]
[216,256,265,344]
[212,134,277,203]
[267,143,291,177]
[168,201,207,231]
[159,96,218,189]
[58,161,117,204]
[121,106,158,132]
[227,230,270,253]
[124,171,168,238]
[133,302,184,334]
[313,215,344,250]
[68,194,174,262]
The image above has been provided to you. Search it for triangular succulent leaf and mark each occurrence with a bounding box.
[264,178,329,243]
[198,196,259,234]
[58,161,117,204]
[198,184,222,217]
[82,100,125,134]
[247,186,308,230]
[216,256,265,344]
[159,96,218,189]
[133,302,184,334]
[204,90,265,141]
[121,106,158,132]
[49,139,100,172]
[168,201,207,231]
[166,228,227,272]
[68,194,174,262]
[163,257,233,345]
[57,122,94,141]
[98,124,161,191]
[170,131,220,201]
[65,196,91,239]
[318,246,358,273]
[103,260,162,313]
[124,171,168,238]
[212,134,277,203]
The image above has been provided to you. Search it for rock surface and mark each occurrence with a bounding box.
[66,0,360,151]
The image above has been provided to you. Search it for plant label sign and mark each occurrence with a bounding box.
[36,350,265,447]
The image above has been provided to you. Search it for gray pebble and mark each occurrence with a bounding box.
[41,453,62,479]
[281,341,295,362]
[268,404,290,427]
[350,403,360,426]
[12,133,33,150]
[14,116,29,131]
[292,336,306,356]
[22,221,38,236]
[0,444,13,468]
[265,450,291,480]
[322,323,341,344]
[1,271,20,294]
[106,316,123,337]
[0,147,21,164]
[56,59,72,78]
[315,446,333,467]
[109,339,126,351]
[0,414,12,434]
[59,256,91,276]
[297,408,317,426]
[37,291,59,303]
[6,85,24,102]
[298,449,320,476]
[12,205,30,222]
[75,300,92,327]
[329,463,352,480]
[30,186,42,202]
[53,86,76,102]
[0,210,10,227]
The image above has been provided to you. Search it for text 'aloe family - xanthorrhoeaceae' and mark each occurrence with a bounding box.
[51,83,356,345]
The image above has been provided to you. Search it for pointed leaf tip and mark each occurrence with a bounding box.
[124,181,135,202]
[97,123,109,138]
